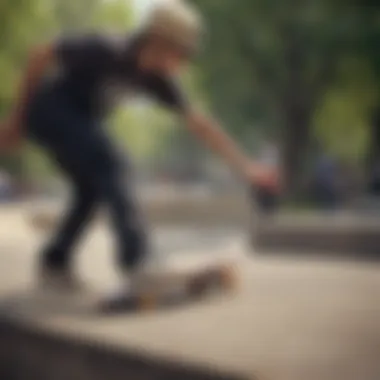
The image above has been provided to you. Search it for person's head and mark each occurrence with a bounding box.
[136,0,204,76]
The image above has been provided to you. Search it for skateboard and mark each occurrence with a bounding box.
[98,261,238,314]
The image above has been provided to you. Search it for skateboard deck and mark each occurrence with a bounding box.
[1,257,240,318]
[98,261,238,314]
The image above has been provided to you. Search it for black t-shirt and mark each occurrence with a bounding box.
[49,33,189,118]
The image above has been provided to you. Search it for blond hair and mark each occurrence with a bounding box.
[141,0,204,55]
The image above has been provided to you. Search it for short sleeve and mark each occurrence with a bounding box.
[55,34,113,71]
[143,74,190,114]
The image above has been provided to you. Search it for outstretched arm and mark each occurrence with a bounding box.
[184,109,278,190]
[141,75,278,190]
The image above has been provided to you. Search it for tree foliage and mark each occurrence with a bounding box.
[192,0,375,194]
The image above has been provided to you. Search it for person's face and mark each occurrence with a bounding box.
[139,39,190,76]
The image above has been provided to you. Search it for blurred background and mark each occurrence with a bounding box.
[1,3,380,380]
[0,0,379,213]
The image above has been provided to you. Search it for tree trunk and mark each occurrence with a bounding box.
[281,104,312,201]
[367,107,380,195]
[279,28,314,202]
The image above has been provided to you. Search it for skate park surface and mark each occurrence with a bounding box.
[1,204,380,380]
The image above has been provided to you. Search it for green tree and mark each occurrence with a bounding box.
[192,0,363,196]
[315,58,377,164]
[358,5,380,184]
[0,0,53,176]
[315,3,380,188]
[0,0,52,116]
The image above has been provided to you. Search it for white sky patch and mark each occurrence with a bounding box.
[133,0,154,19]
[132,0,179,20]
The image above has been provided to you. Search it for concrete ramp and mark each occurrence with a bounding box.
[1,211,380,380]
[0,318,243,380]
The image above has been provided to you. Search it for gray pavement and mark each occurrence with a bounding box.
[0,208,380,380]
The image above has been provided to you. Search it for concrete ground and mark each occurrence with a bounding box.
[0,207,380,380]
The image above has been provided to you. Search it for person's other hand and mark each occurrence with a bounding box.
[0,118,23,153]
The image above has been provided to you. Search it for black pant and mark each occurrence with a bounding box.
[26,89,147,273]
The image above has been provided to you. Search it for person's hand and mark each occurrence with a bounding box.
[0,117,23,153]
[245,163,280,193]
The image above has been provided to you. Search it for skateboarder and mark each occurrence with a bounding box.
[0,1,278,300]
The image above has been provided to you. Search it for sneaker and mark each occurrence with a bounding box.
[38,267,86,293]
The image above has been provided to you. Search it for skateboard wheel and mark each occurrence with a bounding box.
[138,294,157,311]
[220,265,238,292]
